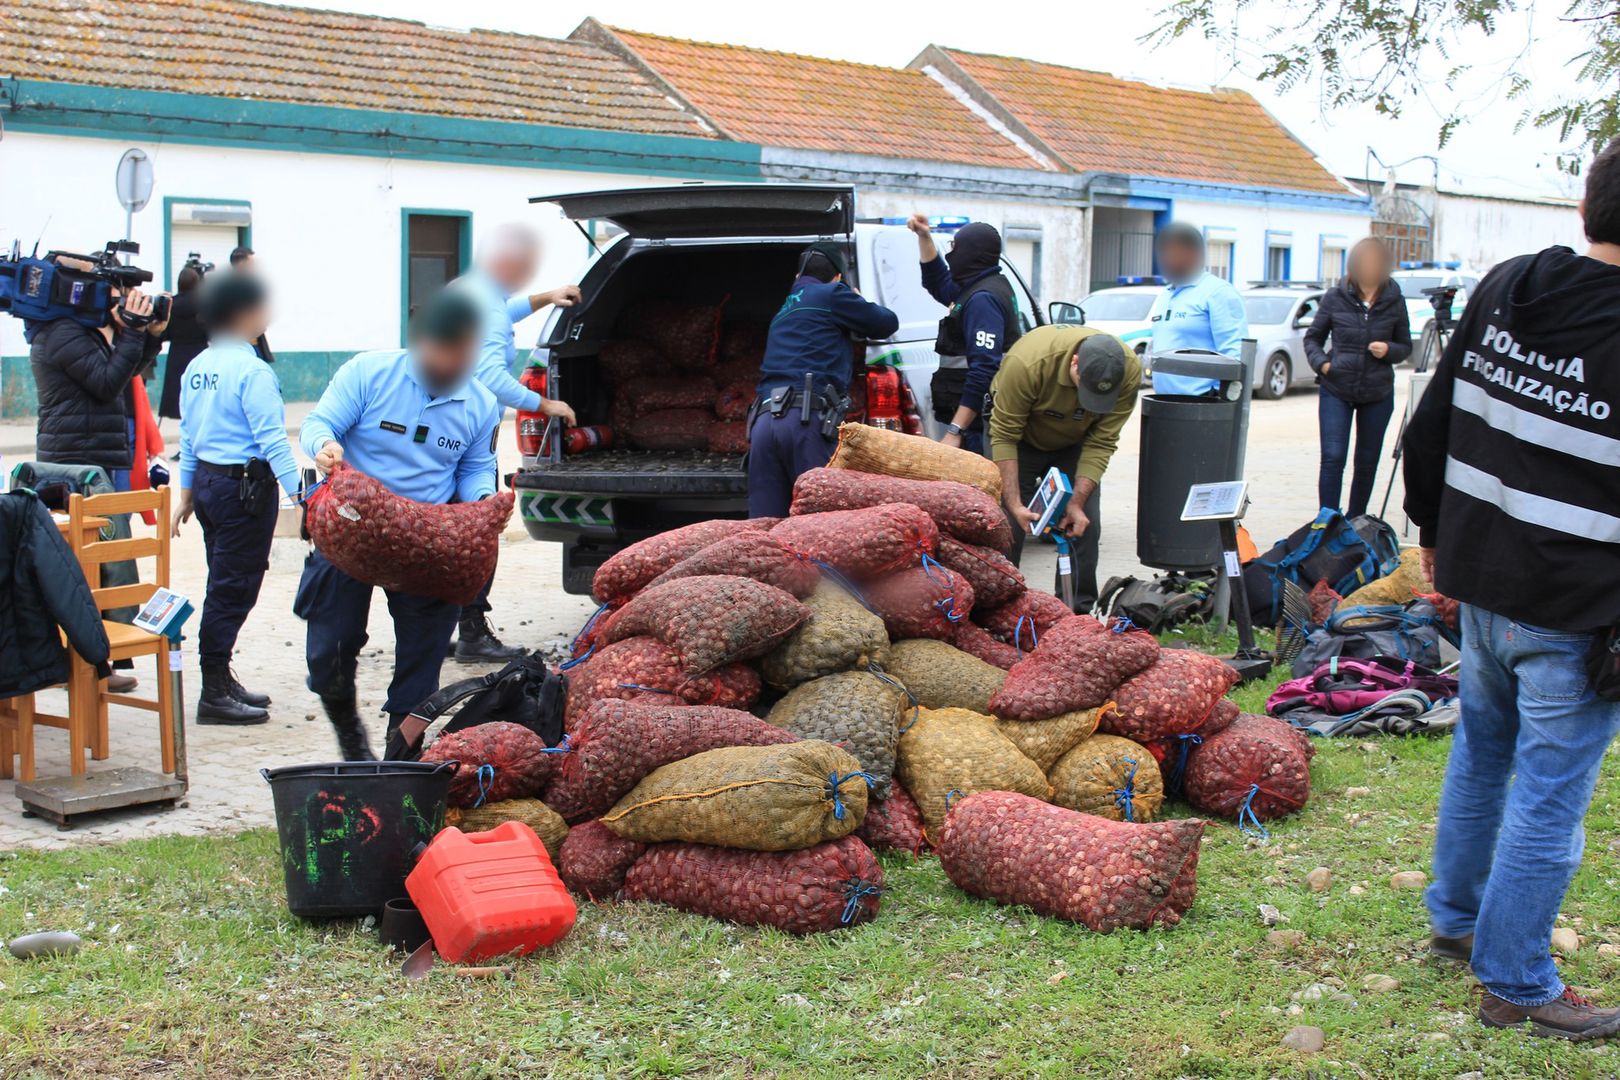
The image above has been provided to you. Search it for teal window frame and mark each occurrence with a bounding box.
[399,208,473,345]
[1264,229,1294,281]
[163,196,252,288]
[1318,233,1349,281]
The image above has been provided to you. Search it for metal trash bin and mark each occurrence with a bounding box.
[1137,347,1253,571]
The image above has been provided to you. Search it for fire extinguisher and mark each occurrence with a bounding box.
[562,425,614,454]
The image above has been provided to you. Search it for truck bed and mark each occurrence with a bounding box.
[513,449,747,497]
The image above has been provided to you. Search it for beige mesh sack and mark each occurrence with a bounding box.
[896,706,1051,841]
[1048,734,1165,823]
[882,639,1007,714]
[996,703,1110,772]
[827,422,1002,500]
[444,799,570,863]
[759,582,890,689]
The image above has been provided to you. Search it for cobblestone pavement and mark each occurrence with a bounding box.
[0,382,1415,849]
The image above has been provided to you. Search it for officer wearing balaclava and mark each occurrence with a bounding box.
[908,215,1023,454]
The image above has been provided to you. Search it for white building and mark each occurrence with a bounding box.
[1347,178,1585,271]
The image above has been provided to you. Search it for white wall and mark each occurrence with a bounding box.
[1433,193,1585,272]
[0,131,687,359]
[1172,197,1372,286]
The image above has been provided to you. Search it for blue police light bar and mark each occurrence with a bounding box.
[1399,260,1461,270]
[1116,275,1166,286]
[877,215,973,231]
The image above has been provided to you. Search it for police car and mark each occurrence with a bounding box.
[1066,279,1159,360]
[1391,260,1480,349]
[511,185,1047,594]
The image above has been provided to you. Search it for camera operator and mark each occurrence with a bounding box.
[159,262,210,421]
[30,261,168,489]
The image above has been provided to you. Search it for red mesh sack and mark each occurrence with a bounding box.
[951,620,1020,670]
[1103,648,1241,742]
[791,467,1010,550]
[600,574,811,675]
[627,408,714,451]
[419,721,560,808]
[936,535,1025,611]
[304,464,512,606]
[621,835,883,934]
[623,375,717,418]
[989,616,1160,721]
[771,504,937,580]
[714,381,754,421]
[937,792,1204,931]
[557,819,646,900]
[1184,713,1312,824]
[719,321,767,367]
[599,339,660,383]
[867,562,976,641]
[1417,590,1462,630]
[562,637,761,727]
[976,590,1073,647]
[855,782,927,856]
[1307,579,1342,626]
[545,699,798,823]
[592,519,771,603]
[707,420,751,454]
[624,300,723,371]
[645,530,817,598]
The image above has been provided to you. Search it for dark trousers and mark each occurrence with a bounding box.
[1318,389,1395,517]
[193,469,279,667]
[746,410,837,518]
[459,563,495,631]
[1004,442,1102,612]
[294,548,460,716]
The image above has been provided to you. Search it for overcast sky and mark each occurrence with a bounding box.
[262,0,1589,200]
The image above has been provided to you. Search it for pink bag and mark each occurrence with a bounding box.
[1266,655,1458,716]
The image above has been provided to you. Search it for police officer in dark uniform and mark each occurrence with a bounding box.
[296,290,501,761]
[173,272,302,725]
[909,216,1022,454]
[747,242,899,518]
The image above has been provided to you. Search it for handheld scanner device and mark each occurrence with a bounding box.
[1025,465,1073,537]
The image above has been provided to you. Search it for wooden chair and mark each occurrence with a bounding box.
[62,487,177,775]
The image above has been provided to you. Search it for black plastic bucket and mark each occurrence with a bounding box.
[262,760,456,918]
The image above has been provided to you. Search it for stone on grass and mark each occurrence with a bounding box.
[1551,927,1582,956]
[1305,866,1332,892]
[1258,903,1287,926]
[1268,929,1307,951]
[1345,786,1371,798]
[1281,1025,1325,1053]
[1390,870,1427,890]
[1348,885,1366,896]
[1362,974,1400,993]
[1598,943,1620,959]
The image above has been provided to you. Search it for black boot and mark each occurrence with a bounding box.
[226,668,271,709]
[322,695,377,762]
[453,614,528,664]
[197,662,269,725]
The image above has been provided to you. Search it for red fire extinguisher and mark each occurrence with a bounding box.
[562,425,614,454]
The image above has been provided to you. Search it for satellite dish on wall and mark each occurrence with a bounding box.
[115,148,154,214]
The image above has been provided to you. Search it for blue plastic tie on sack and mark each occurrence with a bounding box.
[1238,783,1270,839]
[616,683,676,695]
[298,476,328,505]
[1112,757,1138,822]
[539,734,572,754]
[1166,733,1203,798]
[1109,615,1137,634]
[868,668,921,732]
[473,763,496,809]
[560,602,611,670]
[1014,614,1038,659]
[943,788,964,813]
[828,770,876,820]
[807,557,878,613]
[840,879,883,925]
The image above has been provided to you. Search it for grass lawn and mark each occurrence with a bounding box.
[5,634,1620,1078]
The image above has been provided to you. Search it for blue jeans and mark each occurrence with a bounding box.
[1317,389,1394,517]
[1427,604,1620,1006]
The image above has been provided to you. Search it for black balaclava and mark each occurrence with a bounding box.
[945,222,1003,283]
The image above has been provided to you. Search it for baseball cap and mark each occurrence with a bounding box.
[801,241,849,279]
[1075,334,1127,414]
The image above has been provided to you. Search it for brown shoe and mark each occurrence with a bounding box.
[1479,988,1620,1041]
[1430,933,1474,963]
[105,673,138,693]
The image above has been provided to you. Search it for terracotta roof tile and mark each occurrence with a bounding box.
[0,0,716,139]
[606,28,1046,171]
[934,49,1347,195]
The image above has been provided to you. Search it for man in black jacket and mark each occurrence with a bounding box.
[1403,140,1620,1042]
[30,283,166,482]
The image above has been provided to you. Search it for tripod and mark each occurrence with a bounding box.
[1378,287,1457,521]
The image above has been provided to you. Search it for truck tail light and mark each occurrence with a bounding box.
[515,366,548,456]
[864,366,903,431]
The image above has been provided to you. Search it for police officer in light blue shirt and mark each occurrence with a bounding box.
[172,272,301,726]
[447,224,580,663]
[294,289,502,761]
[1148,222,1249,397]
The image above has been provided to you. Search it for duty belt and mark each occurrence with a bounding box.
[748,376,850,438]
[197,460,250,478]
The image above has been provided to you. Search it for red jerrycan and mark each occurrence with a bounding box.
[406,821,577,963]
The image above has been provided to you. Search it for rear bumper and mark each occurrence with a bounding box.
[512,454,748,543]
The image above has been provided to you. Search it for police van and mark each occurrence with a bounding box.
[511,184,1045,594]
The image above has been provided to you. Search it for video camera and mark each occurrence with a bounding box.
[183,251,215,277]
[1422,284,1459,334]
[0,239,169,342]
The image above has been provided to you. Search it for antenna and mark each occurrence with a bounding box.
[30,214,50,257]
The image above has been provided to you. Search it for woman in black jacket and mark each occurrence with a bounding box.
[159,265,209,420]
[1304,237,1412,516]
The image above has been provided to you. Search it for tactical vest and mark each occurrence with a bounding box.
[934,272,1021,366]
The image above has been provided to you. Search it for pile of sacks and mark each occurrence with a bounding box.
[596,314,767,454]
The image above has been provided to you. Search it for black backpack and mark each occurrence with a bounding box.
[1244,509,1401,626]
[1096,572,1215,632]
[385,654,567,761]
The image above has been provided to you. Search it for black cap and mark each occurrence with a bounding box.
[1076,334,1127,414]
[801,241,849,279]
[409,288,482,344]
[197,271,267,332]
